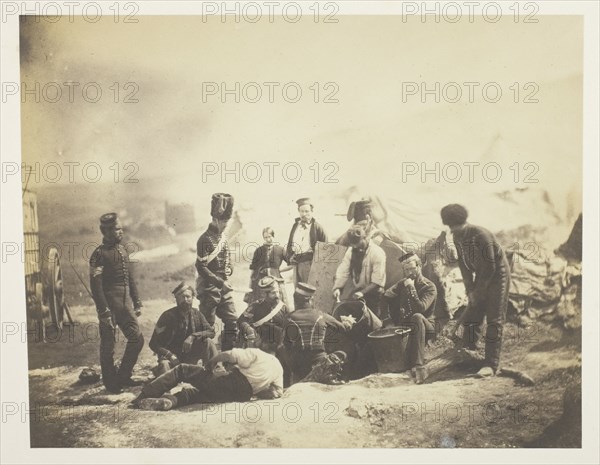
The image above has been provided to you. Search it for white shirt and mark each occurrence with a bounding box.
[291,221,312,255]
[334,242,387,290]
[230,348,284,395]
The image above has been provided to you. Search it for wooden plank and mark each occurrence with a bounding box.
[378,237,407,287]
[23,191,40,296]
[308,242,347,314]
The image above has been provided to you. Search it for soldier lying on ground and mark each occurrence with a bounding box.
[133,348,284,411]
[149,282,218,376]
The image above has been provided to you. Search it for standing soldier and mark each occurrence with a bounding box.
[89,213,144,393]
[285,198,328,287]
[440,204,511,378]
[195,193,238,351]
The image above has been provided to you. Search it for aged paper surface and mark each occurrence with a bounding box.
[1,1,598,464]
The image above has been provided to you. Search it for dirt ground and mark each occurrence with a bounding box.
[27,299,581,448]
[26,204,582,448]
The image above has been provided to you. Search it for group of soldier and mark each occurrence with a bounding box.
[88,193,511,411]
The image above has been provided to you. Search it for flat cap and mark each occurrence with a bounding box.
[257,276,281,290]
[295,282,316,297]
[172,281,195,296]
[330,350,347,364]
[99,212,118,226]
[399,252,418,263]
[296,197,312,208]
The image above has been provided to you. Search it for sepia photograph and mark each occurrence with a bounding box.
[1,1,599,463]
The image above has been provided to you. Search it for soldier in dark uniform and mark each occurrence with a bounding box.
[440,204,511,378]
[195,193,238,351]
[149,282,218,376]
[89,213,144,393]
[282,283,347,384]
[237,276,290,350]
[382,252,438,384]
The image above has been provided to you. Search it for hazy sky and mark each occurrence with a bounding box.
[20,15,582,220]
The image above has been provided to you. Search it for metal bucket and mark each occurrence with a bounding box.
[367,326,412,373]
[332,300,382,342]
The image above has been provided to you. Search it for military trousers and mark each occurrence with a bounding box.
[461,271,511,371]
[155,338,219,376]
[198,283,238,351]
[284,348,328,384]
[99,285,144,389]
[142,363,253,408]
[402,313,436,367]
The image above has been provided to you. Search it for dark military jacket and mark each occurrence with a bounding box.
[149,306,215,359]
[282,307,345,353]
[89,239,141,315]
[383,275,437,323]
[452,224,510,304]
[195,223,232,289]
[238,299,290,345]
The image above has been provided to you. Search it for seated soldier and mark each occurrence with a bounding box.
[134,348,284,411]
[382,253,437,384]
[237,276,290,349]
[149,282,218,376]
[333,225,386,317]
[282,283,347,384]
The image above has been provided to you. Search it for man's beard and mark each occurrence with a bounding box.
[105,234,122,244]
[350,248,366,281]
[265,294,279,304]
[178,303,192,312]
